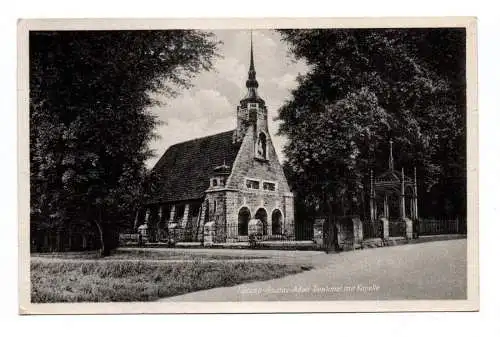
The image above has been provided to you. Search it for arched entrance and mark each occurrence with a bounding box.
[271,209,283,235]
[238,207,250,236]
[255,208,268,235]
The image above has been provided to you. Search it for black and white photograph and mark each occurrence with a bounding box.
[18,17,478,314]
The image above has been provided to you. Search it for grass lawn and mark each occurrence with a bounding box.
[32,249,266,261]
[31,259,312,303]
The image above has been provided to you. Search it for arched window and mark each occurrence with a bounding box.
[255,208,268,235]
[257,132,267,159]
[212,178,218,187]
[271,209,283,235]
[238,207,250,236]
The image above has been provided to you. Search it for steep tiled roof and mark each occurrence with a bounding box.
[145,130,241,204]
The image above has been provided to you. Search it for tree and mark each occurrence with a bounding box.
[277,29,466,225]
[30,30,219,256]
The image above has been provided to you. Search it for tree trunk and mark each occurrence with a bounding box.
[94,220,110,257]
[326,197,340,252]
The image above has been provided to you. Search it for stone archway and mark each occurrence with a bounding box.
[238,207,250,236]
[271,209,283,235]
[387,192,400,220]
[255,208,268,235]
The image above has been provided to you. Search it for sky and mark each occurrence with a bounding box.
[146,29,310,168]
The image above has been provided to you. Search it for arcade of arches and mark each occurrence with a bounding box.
[238,207,284,236]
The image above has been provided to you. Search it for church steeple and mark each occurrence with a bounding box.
[234,31,268,144]
[246,32,258,89]
[241,31,264,104]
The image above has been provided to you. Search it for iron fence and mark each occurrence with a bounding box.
[418,218,466,235]
[223,223,296,242]
[126,222,301,245]
[362,220,382,239]
[389,220,406,237]
[30,228,101,252]
[120,217,467,246]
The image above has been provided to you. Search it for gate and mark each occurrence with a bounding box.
[363,220,381,239]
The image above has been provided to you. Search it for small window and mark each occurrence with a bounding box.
[263,182,276,191]
[212,178,218,187]
[246,179,260,190]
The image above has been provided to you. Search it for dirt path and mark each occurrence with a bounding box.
[159,239,467,301]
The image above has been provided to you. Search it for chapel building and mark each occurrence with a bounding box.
[136,37,295,243]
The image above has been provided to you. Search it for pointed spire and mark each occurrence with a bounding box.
[246,30,258,89]
[240,30,264,105]
[249,30,255,72]
[389,139,394,171]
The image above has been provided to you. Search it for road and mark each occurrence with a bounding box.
[160,239,467,301]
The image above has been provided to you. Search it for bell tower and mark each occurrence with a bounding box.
[234,32,269,153]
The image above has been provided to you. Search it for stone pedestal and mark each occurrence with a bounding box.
[403,218,413,240]
[380,218,389,239]
[337,220,350,247]
[248,219,263,238]
[203,221,216,247]
[248,219,263,247]
[352,216,364,245]
[137,224,148,246]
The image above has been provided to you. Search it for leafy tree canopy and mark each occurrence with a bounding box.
[30,30,220,254]
[277,28,466,219]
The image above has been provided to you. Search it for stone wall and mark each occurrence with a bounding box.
[225,123,295,236]
[204,190,227,242]
[226,124,291,195]
[138,113,297,243]
[225,190,290,236]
